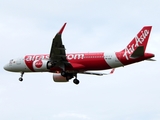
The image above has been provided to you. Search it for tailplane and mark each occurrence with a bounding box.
[121,26,152,60]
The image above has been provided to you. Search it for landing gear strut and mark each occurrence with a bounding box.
[19,72,24,82]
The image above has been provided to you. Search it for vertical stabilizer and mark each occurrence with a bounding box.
[121,26,152,60]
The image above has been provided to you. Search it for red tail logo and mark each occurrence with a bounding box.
[122,26,152,60]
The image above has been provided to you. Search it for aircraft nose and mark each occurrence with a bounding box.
[3,64,10,71]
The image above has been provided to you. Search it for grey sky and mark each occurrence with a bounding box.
[0,0,159,120]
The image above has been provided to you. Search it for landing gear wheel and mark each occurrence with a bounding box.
[19,77,23,81]
[73,79,80,85]
[61,71,66,77]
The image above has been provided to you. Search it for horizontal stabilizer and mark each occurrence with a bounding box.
[81,68,115,76]
[130,46,144,58]
[145,58,156,61]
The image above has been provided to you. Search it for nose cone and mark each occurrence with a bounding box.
[3,64,10,71]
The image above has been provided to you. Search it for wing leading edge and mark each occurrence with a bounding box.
[49,23,72,70]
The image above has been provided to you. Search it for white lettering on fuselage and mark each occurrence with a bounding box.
[67,54,84,60]
[25,55,49,61]
[25,54,84,61]
[123,30,149,60]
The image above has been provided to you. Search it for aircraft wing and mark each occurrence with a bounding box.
[49,23,72,69]
[80,68,115,76]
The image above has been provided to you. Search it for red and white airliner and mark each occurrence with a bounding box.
[4,23,155,84]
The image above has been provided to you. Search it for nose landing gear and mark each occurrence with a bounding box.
[19,72,24,82]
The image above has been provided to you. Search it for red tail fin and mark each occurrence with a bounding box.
[121,26,152,60]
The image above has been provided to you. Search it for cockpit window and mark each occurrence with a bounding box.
[9,59,13,63]
[9,59,15,64]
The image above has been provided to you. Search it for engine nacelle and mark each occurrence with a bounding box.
[53,73,68,82]
[33,60,50,72]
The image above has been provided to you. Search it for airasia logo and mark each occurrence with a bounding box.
[123,29,150,60]
[35,60,43,68]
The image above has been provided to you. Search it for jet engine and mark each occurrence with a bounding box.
[53,73,68,82]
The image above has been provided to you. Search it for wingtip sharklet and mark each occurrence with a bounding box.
[110,68,115,74]
[58,23,67,35]
[103,68,115,75]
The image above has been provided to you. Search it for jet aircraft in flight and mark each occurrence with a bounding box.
[4,23,155,84]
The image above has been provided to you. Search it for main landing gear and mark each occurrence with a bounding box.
[61,71,80,85]
[19,72,24,82]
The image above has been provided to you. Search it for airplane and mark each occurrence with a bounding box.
[3,23,155,85]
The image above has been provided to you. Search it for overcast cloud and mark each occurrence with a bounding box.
[0,0,160,120]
